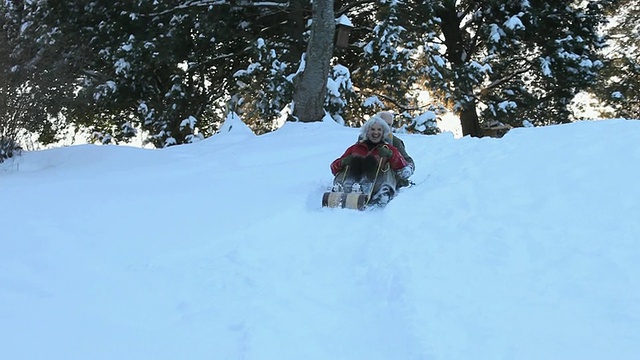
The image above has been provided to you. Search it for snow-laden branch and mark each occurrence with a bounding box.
[481,63,534,94]
[143,0,289,17]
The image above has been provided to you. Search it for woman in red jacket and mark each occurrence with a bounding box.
[330,115,412,203]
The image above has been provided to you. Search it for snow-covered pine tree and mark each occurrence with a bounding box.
[325,64,358,126]
[30,1,262,147]
[406,109,440,135]
[2,0,621,148]
[51,1,142,145]
[595,0,640,119]
[0,0,75,150]
[350,0,441,133]
[78,1,213,148]
[360,1,417,108]
[231,38,293,134]
[417,0,611,136]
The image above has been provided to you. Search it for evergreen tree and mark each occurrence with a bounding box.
[33,1,297,147]
[62,0,225,147]
[413,0,611,136]
[325,63,358,126]
[595,0,640,119]
[335,0,438,132]
[231,38,293,134]
[3,0,620,148]
[358,1,419,114]
[1,0,76,154]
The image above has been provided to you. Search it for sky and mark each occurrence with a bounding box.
[1,115,639,360]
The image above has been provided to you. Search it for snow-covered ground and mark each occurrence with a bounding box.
[1,117,639,360]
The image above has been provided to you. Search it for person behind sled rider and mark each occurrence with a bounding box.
[359,111,415,187]
[330,115,412,193]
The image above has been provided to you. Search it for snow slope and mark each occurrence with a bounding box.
[1,118,639,360]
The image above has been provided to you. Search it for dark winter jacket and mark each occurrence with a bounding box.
[330,140,408,176]
[390,135,414,171]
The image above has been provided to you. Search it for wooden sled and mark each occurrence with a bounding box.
[322,191,369,211]
[322,153,388,211]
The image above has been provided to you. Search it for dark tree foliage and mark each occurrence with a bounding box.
[594,0,640,119]
[22,0,300,147]
[419,0,611,135]
[54,0,248,147]
[1,0,620,149]
[336,0,611,136]
[1,0,74,157]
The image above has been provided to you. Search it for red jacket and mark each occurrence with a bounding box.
[330,140,408,175]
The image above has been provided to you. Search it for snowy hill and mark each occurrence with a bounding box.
[1,119,639,360]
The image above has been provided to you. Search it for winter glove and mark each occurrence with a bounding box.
[397,165,413,180]
[378,146,393,159]
[341,155,355,166]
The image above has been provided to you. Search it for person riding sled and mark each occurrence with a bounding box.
[357,111,415,188]
[330,115,412,205]
[376,111,415,187]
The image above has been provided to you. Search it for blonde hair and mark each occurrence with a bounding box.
[359,115,391,141]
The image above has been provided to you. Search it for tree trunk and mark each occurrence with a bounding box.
[292,0,334,122]
[459,107,483,137]
[437,3,483,137]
